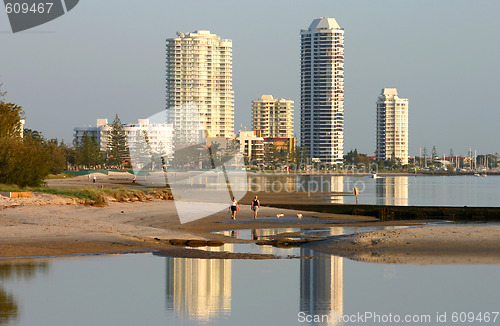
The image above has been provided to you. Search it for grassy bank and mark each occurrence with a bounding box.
[45,173,78,180]
[0,184,172,206]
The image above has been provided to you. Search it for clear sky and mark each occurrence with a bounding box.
[0,0,499,156]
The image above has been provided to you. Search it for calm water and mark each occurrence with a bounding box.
[248,175,500,207]
[1,252,499,326]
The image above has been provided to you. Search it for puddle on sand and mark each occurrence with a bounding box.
[179,241,306,258]
[178,221,454,258]
[176,226,409,258]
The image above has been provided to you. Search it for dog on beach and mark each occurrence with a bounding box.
[297,213,303,219]
[276,213,284,218]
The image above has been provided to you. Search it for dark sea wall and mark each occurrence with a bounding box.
[267,203,500,222]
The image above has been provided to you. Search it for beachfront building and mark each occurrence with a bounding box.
[263,137,296,164]
[166,30,234,138]
[252,95,294,139]
[74,119,174,158]
[301,18,345,165]
[73,119,110,149]
[376,88,409,165]
[167,102,204,146]
[19,119,25,138]
[238,130,264,166]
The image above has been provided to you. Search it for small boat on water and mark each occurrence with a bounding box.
[371,173,378,179]
[474,173,481,177]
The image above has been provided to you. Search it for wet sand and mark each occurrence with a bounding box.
[307,226,500,264]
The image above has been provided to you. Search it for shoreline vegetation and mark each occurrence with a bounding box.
[0,171,499,264]
[0,183,172,206]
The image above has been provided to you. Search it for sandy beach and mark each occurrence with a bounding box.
[1,172,500,263]
[307,225,500,264]
[0,188,374,258]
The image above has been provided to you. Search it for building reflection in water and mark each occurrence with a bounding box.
[247,175,298,193]
[165,246,232,321]
[328,176,344,204]
[300,229,343,325]
[247,175,346,204]
[376,176,408,206]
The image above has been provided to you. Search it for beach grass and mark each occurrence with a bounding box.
[45,173,78,180]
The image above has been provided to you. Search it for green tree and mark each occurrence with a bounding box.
[131,130,153,171]
[64,143,77,167]
[0,84,24,139]
[74,133,102,168]
[0,135,51,187]
[344,149,358,165]
[0,84,52,186]
[431,146,437,159]
[106,115,129,167]
[23,128,44,142]
[265,142,279,167]
[46,139,67,174]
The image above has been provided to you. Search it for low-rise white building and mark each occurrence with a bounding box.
[74,119,174,159]
[238,130,264,166]
[19,119,25,138]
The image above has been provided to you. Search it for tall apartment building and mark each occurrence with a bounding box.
[376,88,409,165]
[301,18,345,165]
[252,95,294,138]
[166,30,234,138]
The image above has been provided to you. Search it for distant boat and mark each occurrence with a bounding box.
[371,173,378,179]
[474,173,481,177]
[482,174,487,177]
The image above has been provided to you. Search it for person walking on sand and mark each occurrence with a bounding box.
[230,197,239,220]
[251,196,260,219]
[93,176,96,184]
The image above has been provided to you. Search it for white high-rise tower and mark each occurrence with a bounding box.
[300,18,344,165]
[166,30,234,138]
[376,88,409,165]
